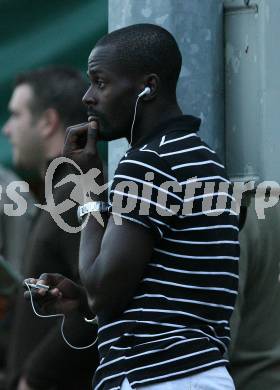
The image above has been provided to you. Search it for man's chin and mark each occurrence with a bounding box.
[98,128,126,142]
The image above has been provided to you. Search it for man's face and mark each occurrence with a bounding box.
[3,84,44,169]
[83,45,140,141]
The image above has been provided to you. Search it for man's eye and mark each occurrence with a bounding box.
[95,80,105,89]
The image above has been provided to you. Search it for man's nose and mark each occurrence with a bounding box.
[82,86,97,107]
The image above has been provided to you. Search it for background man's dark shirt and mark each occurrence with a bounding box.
[7,162,99,390]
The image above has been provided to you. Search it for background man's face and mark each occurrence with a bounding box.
[3,84,44,169]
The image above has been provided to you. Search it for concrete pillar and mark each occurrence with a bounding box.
[108,0,224,180]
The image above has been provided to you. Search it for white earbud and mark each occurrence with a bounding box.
[138,86,151,98]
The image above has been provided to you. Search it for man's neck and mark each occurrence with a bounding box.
[39,153,61,179]
[40,129,65,177]
[129,101,182,147]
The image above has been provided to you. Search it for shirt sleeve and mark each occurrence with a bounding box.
[109,150,183,240]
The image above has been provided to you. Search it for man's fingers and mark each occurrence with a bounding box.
[36,274,51,294]
[23,289,45,300]
[48,288,63,298]
[66,122,88,131]
[23,278,36,287]
[24,287,61,314]
[86,120,99,153]
[40,296,64,315]
[65,123,88,143]
[35,273,62,296]
[23,291,32,300]
[38,272,63,285]
[62,121,103,174]
[64,123,89,155]
[23,278,47,296]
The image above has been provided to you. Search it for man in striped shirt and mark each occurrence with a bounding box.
[27,24,239,389]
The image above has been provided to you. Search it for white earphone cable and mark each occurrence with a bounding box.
[25,88,150,349]
[129,94,141,146]
[25,282,98,350]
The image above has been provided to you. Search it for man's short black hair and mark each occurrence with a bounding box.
[96,23,182,94]
[15,66,88,128]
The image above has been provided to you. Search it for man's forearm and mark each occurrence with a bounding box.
[78,177,108,281]
[79,214,107,275]
[79,192,109,314]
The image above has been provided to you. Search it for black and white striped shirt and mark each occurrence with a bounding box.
[93,115,239,390]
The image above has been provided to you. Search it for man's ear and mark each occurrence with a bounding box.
[140,74,159,101]
[38,108,61,139]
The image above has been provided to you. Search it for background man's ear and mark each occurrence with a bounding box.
[39,108,61,138]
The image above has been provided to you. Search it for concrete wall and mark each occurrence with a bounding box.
[108,0,225,180]
[225,0,280,185]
